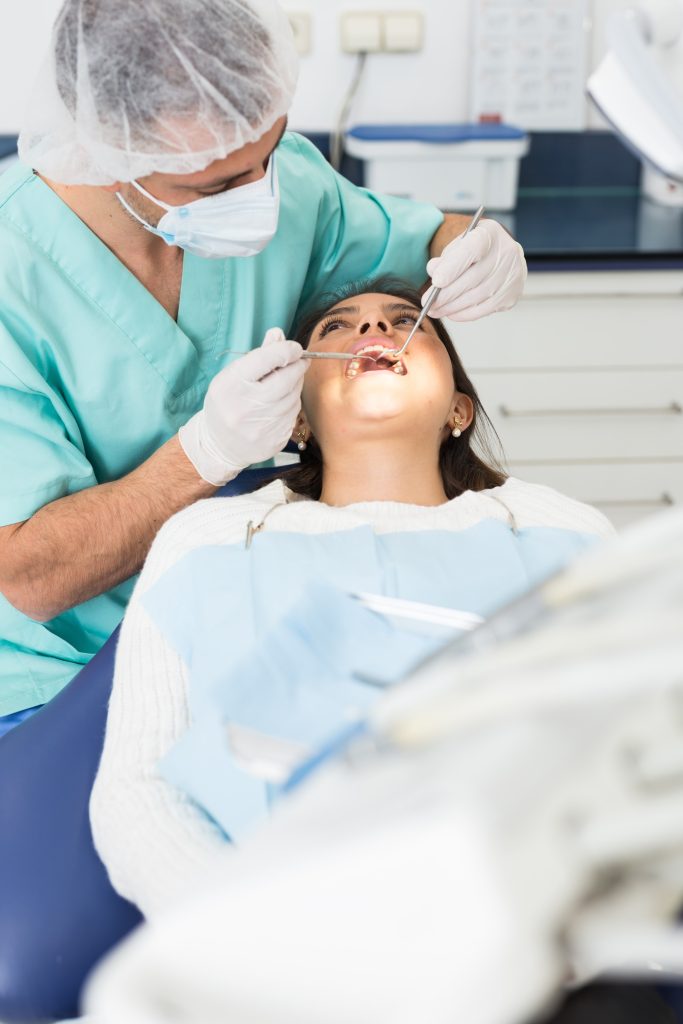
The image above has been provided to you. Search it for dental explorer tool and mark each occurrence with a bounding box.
[388,204,485,360]
[217,205,486,365]
[216,347,359,361]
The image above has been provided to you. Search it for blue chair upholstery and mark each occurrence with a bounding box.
[0,627,140,1022]
[0,467,281,1022]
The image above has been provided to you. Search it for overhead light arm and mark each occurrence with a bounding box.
[587,2,683,184]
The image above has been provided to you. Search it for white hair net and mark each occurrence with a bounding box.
[18,0,299,185]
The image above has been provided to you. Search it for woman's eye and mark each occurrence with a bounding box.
[319,319,348,337]
[396,314,418,325]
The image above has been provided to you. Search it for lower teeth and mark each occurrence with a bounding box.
[345,356,405,378]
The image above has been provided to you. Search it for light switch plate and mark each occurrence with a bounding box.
[286,10,312,55]
[383,11,423,52]
[340,11,383,52]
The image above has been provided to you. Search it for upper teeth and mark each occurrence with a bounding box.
[355,344,397,358]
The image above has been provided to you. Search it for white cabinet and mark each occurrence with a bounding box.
[450,271,683,529]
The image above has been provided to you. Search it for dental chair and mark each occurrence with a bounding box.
[0,467,280,1023]
[1,463,679,1024]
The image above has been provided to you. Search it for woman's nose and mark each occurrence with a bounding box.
[359,318,391,335]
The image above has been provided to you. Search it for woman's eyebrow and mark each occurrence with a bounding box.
[323,305,360,317]
[382,302,420,313]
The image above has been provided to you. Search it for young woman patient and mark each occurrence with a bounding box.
[90,277,613,919]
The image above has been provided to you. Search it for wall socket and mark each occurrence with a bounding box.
[286,10,312,55]
[340,11,424,54]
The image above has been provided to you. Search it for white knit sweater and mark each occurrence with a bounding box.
[90,478,614,919]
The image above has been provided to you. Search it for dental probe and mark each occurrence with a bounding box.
[216,347,357,360]
[217,206,486,365]
[389,204,485,360]
[300,350,356,360]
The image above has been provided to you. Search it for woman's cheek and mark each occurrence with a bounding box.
[301,366,340,427]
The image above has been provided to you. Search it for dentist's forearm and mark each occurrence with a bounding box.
[429,213,471,257]
[0,436,216,622]
[429,211,518,259]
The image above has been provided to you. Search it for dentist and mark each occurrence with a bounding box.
[0,0,527,723]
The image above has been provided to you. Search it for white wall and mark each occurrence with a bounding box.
[286,0,638,132]
[0,0,646,136]
[287,0,474,132]
[0,0,63,134]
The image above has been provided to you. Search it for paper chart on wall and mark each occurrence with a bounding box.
[469,0,591,131]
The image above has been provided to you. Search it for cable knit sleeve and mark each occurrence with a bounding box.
[89,492,278,919]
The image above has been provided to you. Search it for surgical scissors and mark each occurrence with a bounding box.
[217,204,485,363]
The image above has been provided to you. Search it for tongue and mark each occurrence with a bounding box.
[364,355,395,371]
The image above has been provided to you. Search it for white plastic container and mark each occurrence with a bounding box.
[345,124,529,211]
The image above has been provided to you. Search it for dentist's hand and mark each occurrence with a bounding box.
[425,219,527,322]
[179,328,307,486]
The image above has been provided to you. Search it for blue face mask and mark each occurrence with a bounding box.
[116,154,280,259]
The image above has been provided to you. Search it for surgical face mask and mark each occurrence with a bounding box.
[115,155,280,259]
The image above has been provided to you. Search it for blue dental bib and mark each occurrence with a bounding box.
[143,519,599,840]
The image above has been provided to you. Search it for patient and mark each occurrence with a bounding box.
[91,277,613,919]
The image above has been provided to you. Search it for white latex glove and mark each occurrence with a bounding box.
[179,328,307,486]
[425,218,527,323]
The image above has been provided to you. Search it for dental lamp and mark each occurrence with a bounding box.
[587,0,683,205]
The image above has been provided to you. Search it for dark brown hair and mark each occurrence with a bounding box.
[284,276,507,501]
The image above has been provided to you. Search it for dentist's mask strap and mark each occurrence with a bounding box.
[116,155,280,259]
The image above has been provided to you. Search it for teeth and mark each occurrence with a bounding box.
[355,346,395,359]
[345,352,406,378]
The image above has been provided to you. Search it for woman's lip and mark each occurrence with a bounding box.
[348,336,401,357]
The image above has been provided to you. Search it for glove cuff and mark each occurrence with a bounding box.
[178,412,242,487]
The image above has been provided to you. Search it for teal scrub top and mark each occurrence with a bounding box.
[0,131,444,715]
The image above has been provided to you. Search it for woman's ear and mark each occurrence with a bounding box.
[448,393,474,433]
[290,410,311,445]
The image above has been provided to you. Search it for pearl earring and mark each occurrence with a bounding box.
[451,419,462,438]
[296,430,307,452]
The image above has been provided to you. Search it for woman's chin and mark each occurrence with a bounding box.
[343,397,411,425]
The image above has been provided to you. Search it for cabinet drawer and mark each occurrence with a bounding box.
[472,369,683,462]
[507,461,683,530]
[450,294,683,371]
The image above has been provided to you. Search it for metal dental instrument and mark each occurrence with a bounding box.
[217,205,486,365]
[388,204,485,360]
[216,347,358,361]
[301,350,356,360]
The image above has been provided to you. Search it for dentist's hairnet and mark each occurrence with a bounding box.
[18,0,298,185]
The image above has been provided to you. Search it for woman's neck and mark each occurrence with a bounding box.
[318,438,448,507]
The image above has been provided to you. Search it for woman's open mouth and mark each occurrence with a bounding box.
[344,343,407,380]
